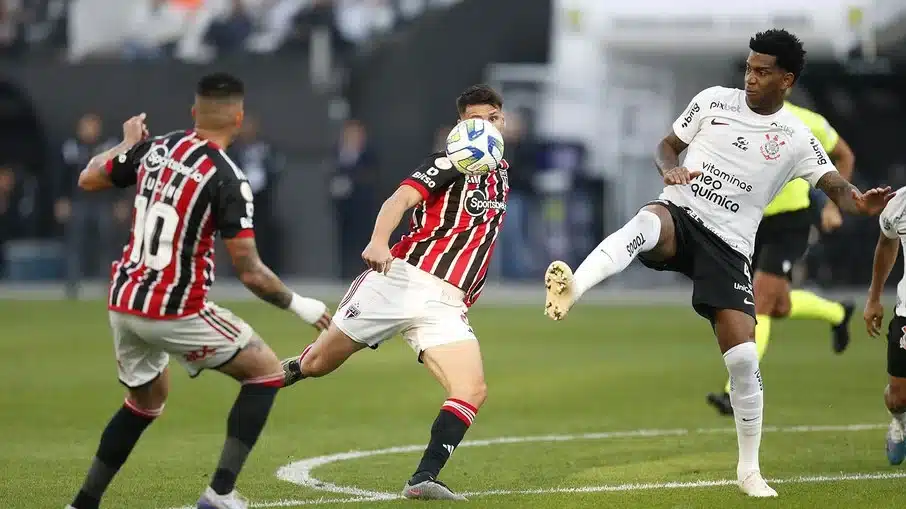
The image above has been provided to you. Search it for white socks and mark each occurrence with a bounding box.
[724,342,764,479]
[893,411,906,430]
[573,210,661,298]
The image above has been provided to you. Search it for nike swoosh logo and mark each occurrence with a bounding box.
[711,119,729,125]
[744,298,754,305]
[742,417,758,422]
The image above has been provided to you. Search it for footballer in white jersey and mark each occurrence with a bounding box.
[544,29,894,498]
[864,188,906,466]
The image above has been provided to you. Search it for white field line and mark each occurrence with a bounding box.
[167,423,892,509]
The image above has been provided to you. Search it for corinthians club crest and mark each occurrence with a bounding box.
[760,134,785,161]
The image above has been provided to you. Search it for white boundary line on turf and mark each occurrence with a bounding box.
[166,423,891,509]
[169,471,906,508]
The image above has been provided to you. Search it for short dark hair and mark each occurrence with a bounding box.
[196,72,244,99]
[749,29,806,82]
[456,84,503,115]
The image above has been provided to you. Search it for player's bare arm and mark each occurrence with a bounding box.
[224,236,331,330]
[815,171,894,215]
[865,232,900,337]
[362,184,423,274]
[655,132,701,185]
[77,113,148,191]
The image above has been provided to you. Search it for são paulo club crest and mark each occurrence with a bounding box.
[760,134,786,160]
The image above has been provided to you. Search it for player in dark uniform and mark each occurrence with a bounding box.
[280,85,509,500]
[66,73,329,509]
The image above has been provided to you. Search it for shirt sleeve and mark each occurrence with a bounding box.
[791,133,837,187]
[104,140,150,189]
[211,170,256,239]
[671,87,716,144]
[399,154,462,200]
[880,191,906,240]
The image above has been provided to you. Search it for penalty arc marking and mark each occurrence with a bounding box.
[168,423,901,508]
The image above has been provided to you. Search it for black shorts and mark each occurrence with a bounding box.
[638,200,755,322]
[887,316,906,378]
[753,209,812,280]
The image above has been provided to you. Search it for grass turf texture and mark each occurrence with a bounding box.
[0,299,900,508]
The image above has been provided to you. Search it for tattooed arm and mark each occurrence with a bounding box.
[815,171,894,216]
[223,236,330,329]
[215,170,331,329]
[815,171,861,214]
[224,236,292,308]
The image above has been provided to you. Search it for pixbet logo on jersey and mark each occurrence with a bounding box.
[709,101,741,113]
[464,189,506,217]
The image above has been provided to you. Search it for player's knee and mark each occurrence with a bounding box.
[450,378,488,409]
[127,375,169,415]
[771,297,791,318]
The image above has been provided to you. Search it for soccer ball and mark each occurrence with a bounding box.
[445,118,505,175]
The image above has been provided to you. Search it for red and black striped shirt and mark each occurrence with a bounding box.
[390,151,509,306]
[105,130,255,319]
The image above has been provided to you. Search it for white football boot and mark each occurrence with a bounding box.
[738,471,778,497]
[544,261,576,321]
[196,486,249,509]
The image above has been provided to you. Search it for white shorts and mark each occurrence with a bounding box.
[333,260,477,358]
[110,302,254,388]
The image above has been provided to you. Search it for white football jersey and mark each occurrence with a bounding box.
[661,86,838,258]
[878,188,906,317]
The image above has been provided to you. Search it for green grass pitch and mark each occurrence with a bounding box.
[1,299,903,508]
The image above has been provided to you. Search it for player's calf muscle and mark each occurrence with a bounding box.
[887,382,906,412]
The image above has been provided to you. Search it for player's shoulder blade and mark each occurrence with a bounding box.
[203,145,245,180]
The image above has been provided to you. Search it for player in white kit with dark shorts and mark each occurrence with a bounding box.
[863,187,906,466]
[280,85,510,500]
[543,30,894,497]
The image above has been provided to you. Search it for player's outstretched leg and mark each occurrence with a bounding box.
[69,371,169,509]
[884,380,906,465]
[280,324,367,386]
[788,290,854,353]
[402,341,487,501]
[713,309,777,497]
[545,207,667,320]
[196,337,284,509]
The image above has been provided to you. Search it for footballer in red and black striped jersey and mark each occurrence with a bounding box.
[68,73,331,509]
[281,84,509,501]
[392,151,509,307]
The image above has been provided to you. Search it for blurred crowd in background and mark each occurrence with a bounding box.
[0,0,461,62]
[0,0,903,295]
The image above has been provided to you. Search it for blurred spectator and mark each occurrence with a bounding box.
[334,0,394,47]
[55,113,122,298]
[206,0,254,54]
[0,165,17,276]
[497,109,539,279]
[227,115,284,271]
[124,0,227,63]
[0,0,26,57]
[330,118,377,278]
[245,0,311,54]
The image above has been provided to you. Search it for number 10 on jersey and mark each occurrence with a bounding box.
[129,195,180,270]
